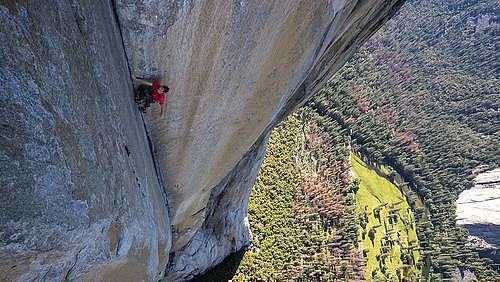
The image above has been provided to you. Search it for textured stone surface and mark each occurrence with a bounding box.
[1,0,404,280]
[0,1,170,281]
[165,133,270,281]
[115,0,404,279]
[457,169,500,226]
[452,268,477,282]
[457,168,499,262]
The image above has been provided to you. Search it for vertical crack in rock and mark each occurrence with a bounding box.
[111,0,169,208]
[110,0,133,76]
[64,247,84,281]
[142,114,170,209]
[1,1,171,280]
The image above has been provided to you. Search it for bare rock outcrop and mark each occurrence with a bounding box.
[457,169,500,230]
[457,168,500,263]
[1,0,404,280]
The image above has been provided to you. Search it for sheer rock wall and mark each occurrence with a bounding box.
[1,0,404,280]
[115,0,404,279]
[0,1,170,281]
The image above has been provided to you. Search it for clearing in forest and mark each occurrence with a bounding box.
[351,153,421,281]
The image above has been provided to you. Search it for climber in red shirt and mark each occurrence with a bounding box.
[132,75,169,118]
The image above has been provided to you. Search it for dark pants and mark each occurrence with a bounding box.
[134,85,153,112]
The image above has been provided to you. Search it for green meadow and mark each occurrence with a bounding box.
[352,154,421,281]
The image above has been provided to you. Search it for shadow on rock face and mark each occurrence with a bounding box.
[462,223,500,263]
[189,248,247,282]
[477,249,500,265]
[463,223,500,247]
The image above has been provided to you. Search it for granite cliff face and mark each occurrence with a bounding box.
[0,2,170,281]
[1,0,403,280]
[457,168,500,263]
[115,0,404,279]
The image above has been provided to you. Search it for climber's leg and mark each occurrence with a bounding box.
[134,85,152,112]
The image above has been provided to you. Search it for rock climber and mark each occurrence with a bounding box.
[132,75,169,118]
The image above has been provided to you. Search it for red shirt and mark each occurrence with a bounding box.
[151,81,166,105]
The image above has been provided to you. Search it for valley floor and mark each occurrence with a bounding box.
[351,154,420,281]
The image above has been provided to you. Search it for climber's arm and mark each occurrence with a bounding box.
[131,75,153,86]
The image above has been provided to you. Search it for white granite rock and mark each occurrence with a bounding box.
[457,168,500,227]
[457,168,500,251]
